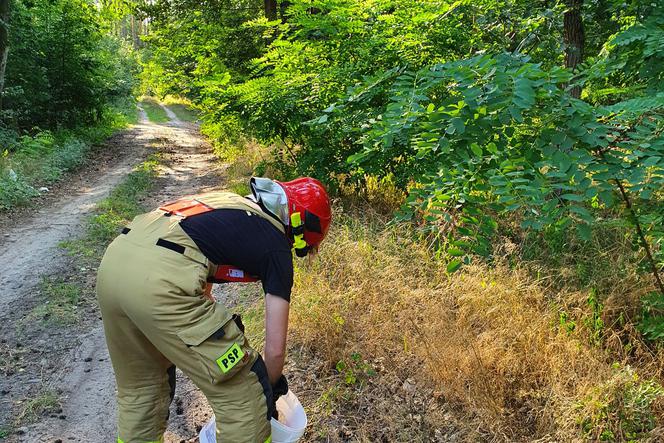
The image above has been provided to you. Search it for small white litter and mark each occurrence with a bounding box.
[39,187,50,193]
[199,390,307,443]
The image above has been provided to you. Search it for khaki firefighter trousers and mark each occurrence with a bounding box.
[96,210,273,443]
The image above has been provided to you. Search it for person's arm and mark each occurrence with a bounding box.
[264,293,290,385]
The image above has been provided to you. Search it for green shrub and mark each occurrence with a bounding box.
[0,171,39,209]
[0,102,135,212]
[5,1,139,131]
[576,365,664,441]
[639,292,664,341]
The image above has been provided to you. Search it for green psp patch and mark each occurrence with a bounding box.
[216,343,245,373]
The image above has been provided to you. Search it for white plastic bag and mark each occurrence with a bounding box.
[199,417,216,443]
[199,390,307,443]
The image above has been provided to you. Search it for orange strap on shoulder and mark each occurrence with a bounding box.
[161,198,259,284]
[159,198,214,218]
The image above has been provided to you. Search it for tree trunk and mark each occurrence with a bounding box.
[280,1,290,22]
[563,0,585,98]
[0,0,10,112]
[131,15,141,49]
[264,0,277,20]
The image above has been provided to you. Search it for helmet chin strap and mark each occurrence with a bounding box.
[290,212,310,257]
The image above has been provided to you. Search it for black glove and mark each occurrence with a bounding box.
[271,374,288,419]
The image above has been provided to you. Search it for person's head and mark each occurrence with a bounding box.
[250,177,332,257]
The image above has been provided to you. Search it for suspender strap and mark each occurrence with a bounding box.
[129,191,283,280]
[155,238,208,264]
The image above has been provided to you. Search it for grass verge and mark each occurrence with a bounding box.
[139,96,170,123]
[0,99,137,211]
[0,342,27,377]
[169,104,199,122]
[61,155,160,260]
[162,96,199,122]
[23,278,83,326]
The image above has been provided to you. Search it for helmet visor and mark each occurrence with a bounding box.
[250,177,290,226]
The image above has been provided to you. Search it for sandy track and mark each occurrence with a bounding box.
[21,327,118,442]
[0,126,150,312]
[1,108,225,442]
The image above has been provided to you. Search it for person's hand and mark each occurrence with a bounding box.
[271,374,289,419]
[272,374,288,400]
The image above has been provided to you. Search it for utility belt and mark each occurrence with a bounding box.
[120,227,258,284]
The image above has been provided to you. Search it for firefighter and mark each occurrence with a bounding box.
[96,177,332,443]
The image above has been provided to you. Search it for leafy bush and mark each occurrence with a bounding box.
[7,131,89,185]
[3,0,139,131]
[141,2,663,284]
[139,0,664,295]
[576,365,664,442]
[312,50,663,265]
[0,102,136,211]
[0,170,38,209]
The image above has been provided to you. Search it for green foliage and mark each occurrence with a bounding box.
[3,0,139,130]
[585,288,605,346]
[576,365,664,442]
[335,352,376,386]
[591,10,664,96]
[638,292,664,341]
[0,131,93,208]
[312,49,662,262]
[0,103,136,211]
[140,0,664,342]
[137,0,263,98]
[0,165,39,209]
[0,1,139,211]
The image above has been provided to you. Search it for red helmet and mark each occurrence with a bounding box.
[250,176,332,256]
[277,178,332,255]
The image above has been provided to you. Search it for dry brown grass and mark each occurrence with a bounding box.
[288,209,664,442]
[211,136,664,441]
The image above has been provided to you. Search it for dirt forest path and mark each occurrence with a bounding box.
[1,106,227,442]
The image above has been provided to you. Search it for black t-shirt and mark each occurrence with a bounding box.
[180,209,294,302]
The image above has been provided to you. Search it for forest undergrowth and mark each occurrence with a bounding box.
[0,99,137,210]
[218,135,664,441]
[220,136,664,441]
[1,0,141,211]
[292,217,664,441]
[136,2,664,437]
